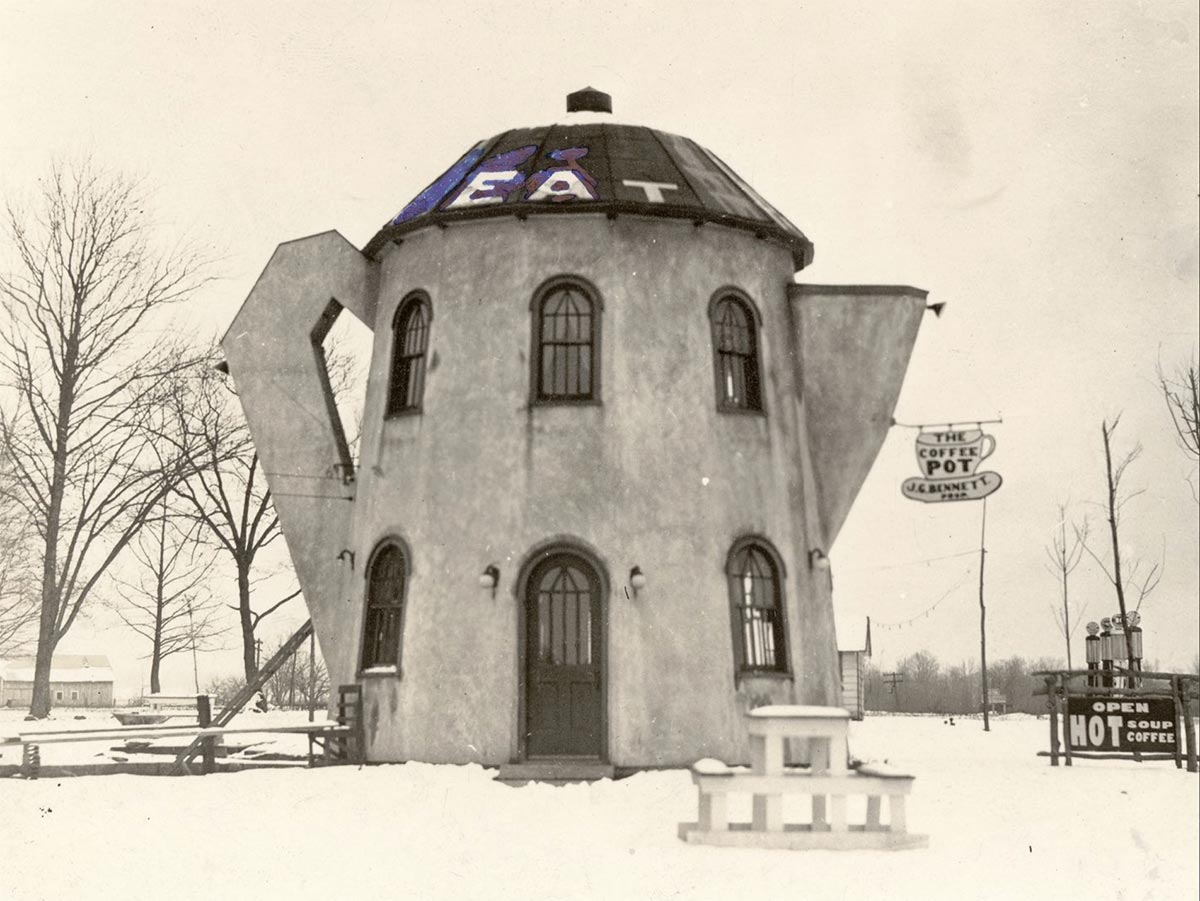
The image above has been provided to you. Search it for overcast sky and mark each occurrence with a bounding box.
[2,1,1197,697]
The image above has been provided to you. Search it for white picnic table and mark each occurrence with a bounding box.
[746,704,850,832]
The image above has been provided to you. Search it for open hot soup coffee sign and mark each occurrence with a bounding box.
[902,428,1002,503]
[1065,697,1178,753]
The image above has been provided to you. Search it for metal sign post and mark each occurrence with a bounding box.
[899,421,1003,731]
[978,497,990,732]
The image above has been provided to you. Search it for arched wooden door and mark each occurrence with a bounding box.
[524,552,604,758]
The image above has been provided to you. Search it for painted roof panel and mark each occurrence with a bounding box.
[366,123,813,268]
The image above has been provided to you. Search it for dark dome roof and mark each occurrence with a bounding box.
[365,119,814,269]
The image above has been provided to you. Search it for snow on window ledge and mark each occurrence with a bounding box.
[360,665,399,677]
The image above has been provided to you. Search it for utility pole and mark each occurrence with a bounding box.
[254,637,263,671]
[979,497,990,732]
[883,672,904,711]
[186,598,200,694]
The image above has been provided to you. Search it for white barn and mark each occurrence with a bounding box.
[0,655,115,709]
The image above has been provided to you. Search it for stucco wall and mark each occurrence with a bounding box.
[336,215,840,767]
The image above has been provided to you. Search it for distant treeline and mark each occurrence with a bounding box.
[865,651,1068,716]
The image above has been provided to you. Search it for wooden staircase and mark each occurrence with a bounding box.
[172,620,315,774]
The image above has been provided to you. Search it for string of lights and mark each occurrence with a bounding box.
[872,569,973,632]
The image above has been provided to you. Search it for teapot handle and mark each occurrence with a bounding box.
[221,231,377,683]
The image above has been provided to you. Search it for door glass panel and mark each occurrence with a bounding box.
[536,563,597,666]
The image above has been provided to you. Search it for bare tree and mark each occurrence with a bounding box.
[107,494,228,694]
[167,353,300,683]
[0,460,38,655]
[166,338,362,684]
[1044,503,1088,668]
[264,634,330,710]
[0,161,208,716]
[1158,356,1199,500]
[1079,417,1163,664]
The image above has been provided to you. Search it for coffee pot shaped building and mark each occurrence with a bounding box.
[221,88,930,767]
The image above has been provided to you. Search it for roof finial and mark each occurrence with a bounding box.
[567,87,612,114]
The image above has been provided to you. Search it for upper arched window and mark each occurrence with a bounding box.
[361,541,409,670]
[533,280,599,403]
[710,293,762,412]
[726,539,787,674]
[386,294,430,415]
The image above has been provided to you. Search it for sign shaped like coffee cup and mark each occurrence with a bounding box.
[902,428,1002,503]
[914,428,996,478]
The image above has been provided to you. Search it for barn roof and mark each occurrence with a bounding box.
[835,615,872,656]
[0,654,114,683]
[363,88,814,270]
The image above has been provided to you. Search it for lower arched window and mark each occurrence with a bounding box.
[726,539,787,673]
[361,541,409,669]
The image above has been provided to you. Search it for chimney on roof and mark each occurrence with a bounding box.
[567,87,612,114]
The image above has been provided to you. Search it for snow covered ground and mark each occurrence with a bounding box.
[1,713,1196,901]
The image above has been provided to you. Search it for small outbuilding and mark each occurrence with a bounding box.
[837,617,872,720]
[0,655,115,709]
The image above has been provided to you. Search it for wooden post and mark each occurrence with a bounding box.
[1171,676,1184,770]
[197,694,215,775]
[750,734,783,832]
[1047,675,1060,767]
[1182,679,1198,774]
[1062,675,1072,767]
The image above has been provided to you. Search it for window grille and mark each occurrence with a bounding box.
[362,543,408,669]
[727,542,786,672]
[711,296,762,411]
[387,297,429,415]
[536,284,596,401]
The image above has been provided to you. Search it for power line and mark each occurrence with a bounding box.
[840,549,978,573]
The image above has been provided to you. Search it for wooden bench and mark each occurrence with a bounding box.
[679,758,927,850]
[4,721,354,779]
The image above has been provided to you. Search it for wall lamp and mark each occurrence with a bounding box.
[926,302,946,318]
[479,564,500,598]
[809,549,831,571]
[629,566,647,597]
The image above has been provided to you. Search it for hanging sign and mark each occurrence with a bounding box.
[901,428,1002,503]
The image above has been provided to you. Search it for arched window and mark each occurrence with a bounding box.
[533,280,599,402]
[726,539,787,673]
[361,541,409,669]
[710,294,762,412]
[386,294,430,415]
